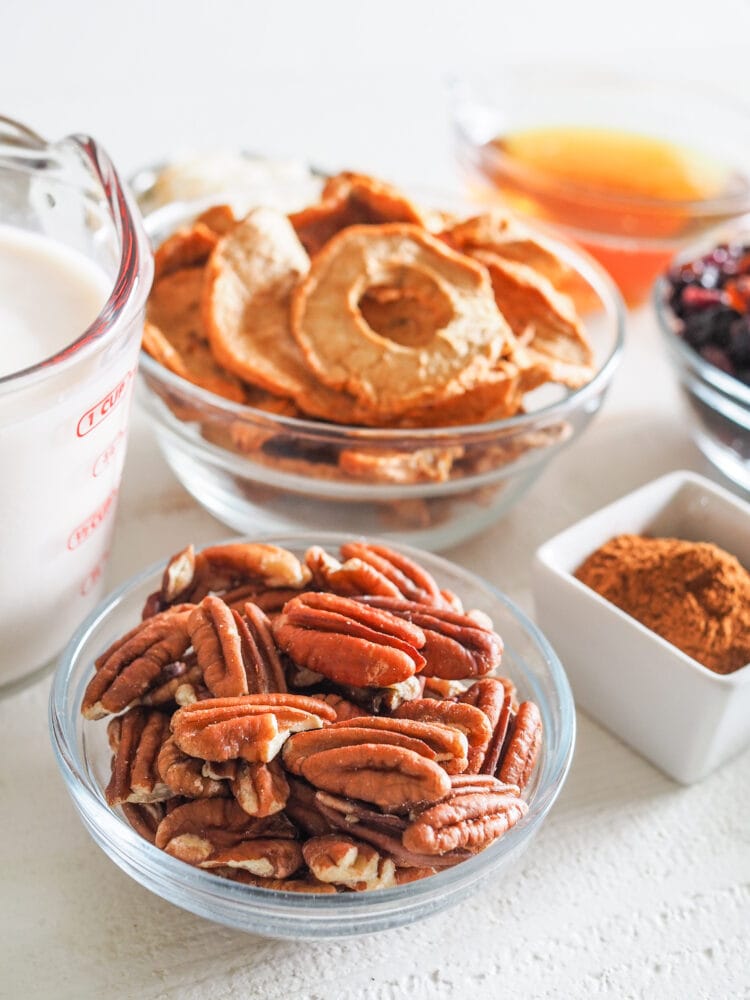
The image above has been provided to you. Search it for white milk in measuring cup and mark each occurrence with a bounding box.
[0,120,152,693]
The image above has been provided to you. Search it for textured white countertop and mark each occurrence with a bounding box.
[2,2,750,997]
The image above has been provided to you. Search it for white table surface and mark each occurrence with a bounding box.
[2,3,750,998]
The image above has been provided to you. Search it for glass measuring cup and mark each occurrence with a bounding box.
[0,117,153,695]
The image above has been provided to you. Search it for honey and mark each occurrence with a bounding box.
[471,126,746,304]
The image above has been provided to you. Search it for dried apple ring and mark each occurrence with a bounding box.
[202,208,377,425]
[291,171,427,256]
[290,223,511,418]
[441,211,572,291]
[471,251,594,388]
[145,267,248,402]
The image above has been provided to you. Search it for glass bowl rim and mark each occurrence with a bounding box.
[49,531,576,922]
[450,65,750,217]
[139,199,625,441]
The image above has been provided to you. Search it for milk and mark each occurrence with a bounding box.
[0,227,109,377]
[0,226,138,687]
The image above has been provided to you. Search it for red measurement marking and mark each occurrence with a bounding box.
[67,490,118,551]
[76,368,135,438]
[92,430,126,478]
[79,551,110,597]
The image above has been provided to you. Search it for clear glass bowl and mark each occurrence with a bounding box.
[654,223,750,493]
[137,193,624,552]
[49,533,575,939]
[451,68,750,305]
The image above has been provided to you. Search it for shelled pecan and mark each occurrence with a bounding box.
[303,833,396,890]
[339,542,444,605]
[142,542,311,616]
[231,759,290,817]
[157,736,229,799]
[171,694,334,763]
[273,592,426,686]
[188,596,249,697]
[357,596,503,679]
[83,609,193,719]
[458,677,515,774]
[106,708,172,806]
[496,701,543,791]
[392,698,492,771]
[402,775,527,855]
[154,798,300,874]
[314,791,470,869]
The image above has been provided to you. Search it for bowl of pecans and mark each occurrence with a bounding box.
[135,164,625,550]
[50,534,574,937]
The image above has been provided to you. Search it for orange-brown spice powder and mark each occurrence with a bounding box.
[574,534,750,674]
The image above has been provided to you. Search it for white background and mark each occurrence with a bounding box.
[5,0,750,183]
[2,3,750,999]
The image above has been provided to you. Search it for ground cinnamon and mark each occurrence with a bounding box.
[574,534,750,674]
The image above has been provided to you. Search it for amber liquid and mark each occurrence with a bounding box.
[471,127,746,305]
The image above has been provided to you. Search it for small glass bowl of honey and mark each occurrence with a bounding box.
[451,67,750,305]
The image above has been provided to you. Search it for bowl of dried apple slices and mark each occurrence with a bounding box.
[135,166,624,551]
[50,533,574,938]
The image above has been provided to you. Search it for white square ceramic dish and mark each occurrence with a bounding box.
[532,470,750,784]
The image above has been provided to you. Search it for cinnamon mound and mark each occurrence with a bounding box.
[575,534,750,674]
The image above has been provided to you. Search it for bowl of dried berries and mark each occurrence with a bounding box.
[49,534,574,938]
[656,224,750,491]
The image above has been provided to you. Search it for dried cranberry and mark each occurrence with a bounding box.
[729,316,750,368]
[679,286,724,310]
[699,345,734,374]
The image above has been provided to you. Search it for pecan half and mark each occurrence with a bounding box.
[202,837,303,877]
[189,596,249,698]
[334,715,467,772]
[231,759,289,817]
[237,602,286,694]
[496,701,542,791]
[402,777,527,856]
[83,609,193,719]
[314,791,469,869]
[273,592,426,687]
[303,834,396,890]
[458,678,515,775]
[339,542,443,605]
[287,742,451,809]
[305,546,403,598]
[157,736,228,799]
[283,715,468,778]
[154,798,300,875]
[171,695,332,763]
[392,699,491,772]
[193,542,312,598]
[143,543,312,613]
[105,708,172,806]
[357,597,503,679]
[142,546,197,617]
